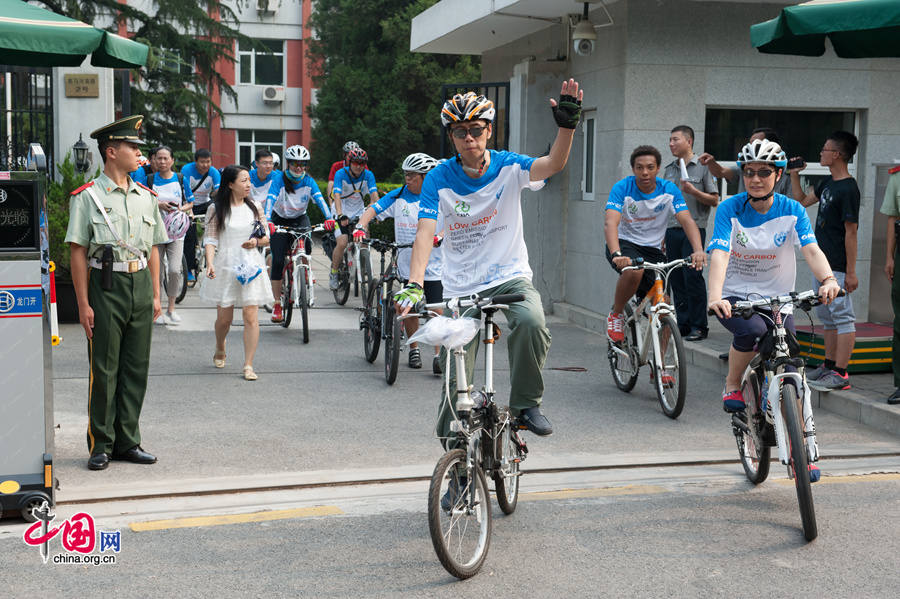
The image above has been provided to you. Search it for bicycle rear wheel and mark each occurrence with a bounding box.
[362,282,381,362]
[608,303,638,392]
[428,449,491,580]
[333,256,350,306]
[175,254,188,304]
[735,368,771,484]
[493,414,524,515]
[384,302,401,385]
[280,263,293,328]
[299,265,309,343]
[782,381,817,541]
[654,314,686,419]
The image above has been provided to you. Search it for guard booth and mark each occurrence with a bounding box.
[0,144,55,520]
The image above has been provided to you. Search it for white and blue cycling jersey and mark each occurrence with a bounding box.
[149,171,193,208]
[606,176,688,249]
[333,167,378,219]
[130,166,150,186]
[250,168,283,213]
[181,162,221,206]
[418,150,537,298]
[270,173,331,220]
[372,186,442,281]
[707,192,817,303]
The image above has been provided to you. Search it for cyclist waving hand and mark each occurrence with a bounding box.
[396,78,584,442]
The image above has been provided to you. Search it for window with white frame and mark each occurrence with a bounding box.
[238,130,284,167]
[704,108,858,197]
[581,111,596,201]
[238,39,284,85]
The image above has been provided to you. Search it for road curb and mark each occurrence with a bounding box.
[553,301,900,438]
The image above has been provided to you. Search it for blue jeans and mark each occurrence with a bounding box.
[665,227,707,334]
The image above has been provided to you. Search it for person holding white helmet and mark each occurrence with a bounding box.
[267,145,336,323]
[707,138,841,417]
[395,79,585,443]
[356,152,444,372]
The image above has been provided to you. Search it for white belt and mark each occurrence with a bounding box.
[89,256,148,273]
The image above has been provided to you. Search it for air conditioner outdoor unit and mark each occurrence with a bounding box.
[257,0,277,14]
[262,86,285,103]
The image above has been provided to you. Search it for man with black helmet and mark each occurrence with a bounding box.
[396,79,583,443]
[65,115,168,471]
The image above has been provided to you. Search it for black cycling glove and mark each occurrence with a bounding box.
[551,93,582,129]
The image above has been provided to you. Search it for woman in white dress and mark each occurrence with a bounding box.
[200,165,273,380]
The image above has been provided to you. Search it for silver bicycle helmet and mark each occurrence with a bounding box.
[736,139,787,168]
[284,145,310,162]
[342,140,360,153]
[401,153,439,174]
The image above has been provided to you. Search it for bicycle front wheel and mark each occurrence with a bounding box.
[280,263,293,328]
[736,368,771,484]
[782,382,817,541]
[654,314,686,419]
[333,256,350,306]
[608,303,638,392]
[175,254,189,304]
[298,265,309,343]
[384,305,401,385]
[428,449,492,580]
[362,282,381,362]
[359,247,372,303]
[493,414,523,515]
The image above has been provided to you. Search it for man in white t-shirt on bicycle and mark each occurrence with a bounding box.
[395,79,584,441]
[605,145,707,353]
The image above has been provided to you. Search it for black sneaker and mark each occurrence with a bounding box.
[408,347,422,369]
[441,474,467,512]
[888,388,900,405]
[432,355,442,376]
[518,406,553,436]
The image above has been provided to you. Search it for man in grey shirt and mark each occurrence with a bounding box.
[664,125,719,341]
[699,127,792,196]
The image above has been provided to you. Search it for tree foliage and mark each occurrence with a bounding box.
[38,0,250,159]
[308,0,480,181]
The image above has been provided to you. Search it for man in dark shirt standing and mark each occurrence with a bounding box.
[790,130,860,391]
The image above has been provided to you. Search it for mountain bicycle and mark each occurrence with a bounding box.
[409,293,529,579]
[714,289,842,542]
[607,257,691,418]
[360,238,414,384]
[273,224,324,344]
[332,217,371,306]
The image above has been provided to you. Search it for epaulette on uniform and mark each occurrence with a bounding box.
[136,181,158,196]
[70,181,95,195]
[889,165,900,175]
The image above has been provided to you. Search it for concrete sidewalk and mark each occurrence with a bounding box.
[553,301,900,438]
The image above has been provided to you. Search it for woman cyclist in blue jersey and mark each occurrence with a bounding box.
[268,145,336,323]
[707,139,841,417]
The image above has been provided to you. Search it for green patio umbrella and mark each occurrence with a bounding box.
[0,0,148,67]
[751,0,900,58]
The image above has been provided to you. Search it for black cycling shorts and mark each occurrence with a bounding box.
[606,239,666,299]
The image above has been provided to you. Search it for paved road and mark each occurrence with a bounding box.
[3,252,899,594]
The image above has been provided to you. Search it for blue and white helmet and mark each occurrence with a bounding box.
[737,139,787,168]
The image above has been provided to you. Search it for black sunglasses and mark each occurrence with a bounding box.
[742,168,775,179]
[288,160,309,168]
[450,125,487,139]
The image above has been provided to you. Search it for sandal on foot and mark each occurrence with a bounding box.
[243,365,258,381]
[214,351,226,368]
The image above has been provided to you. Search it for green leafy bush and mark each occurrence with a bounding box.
[46,153,99,280]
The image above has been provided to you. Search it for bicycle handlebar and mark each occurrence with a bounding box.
[422,292,527,313]
[707,288,847,317]
[272,224,325,236]
[621,257,692,273]
[367,238,414,253]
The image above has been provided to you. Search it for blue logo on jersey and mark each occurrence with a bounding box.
[773,231,787,247]
[495,185,505,201]
[653,203,666,213]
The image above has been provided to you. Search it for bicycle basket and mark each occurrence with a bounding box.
[408,315,480,349]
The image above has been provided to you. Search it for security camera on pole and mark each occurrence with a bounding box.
[570,1,614,58]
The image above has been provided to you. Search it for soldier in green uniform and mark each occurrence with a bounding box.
[64,115,169,470]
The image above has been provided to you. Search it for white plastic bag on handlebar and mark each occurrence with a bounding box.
[407,315,480,349]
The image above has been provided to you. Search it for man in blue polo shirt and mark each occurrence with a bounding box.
[181,149,221,281]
